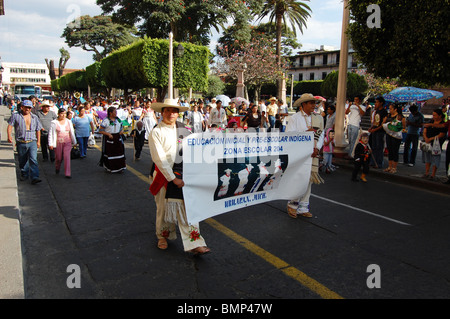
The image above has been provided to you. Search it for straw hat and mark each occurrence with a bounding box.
[293,93,321,107]
[150,98,189,113]
[269,97,277,102]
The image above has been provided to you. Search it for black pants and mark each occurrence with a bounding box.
[386,135,401,162]
[352,159,369,180]
[134,142,144,158]
[403,134,419,164]
[41,132,55,161]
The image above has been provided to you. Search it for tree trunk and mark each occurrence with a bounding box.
[45,59,56,80]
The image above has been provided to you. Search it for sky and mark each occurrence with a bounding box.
[0,0,344,70]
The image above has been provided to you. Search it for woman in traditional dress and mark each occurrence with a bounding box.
[98,106,126,173]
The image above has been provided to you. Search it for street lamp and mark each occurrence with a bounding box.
[175,44,184,58]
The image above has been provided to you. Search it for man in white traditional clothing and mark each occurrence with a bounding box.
[149,98,210,255]
[234,164,254,195]
[218,168,232,197]
[286,94,325,218]
[250,161,269,193]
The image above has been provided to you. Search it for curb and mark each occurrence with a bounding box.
[333,157,450,195]
[0,105,25,299]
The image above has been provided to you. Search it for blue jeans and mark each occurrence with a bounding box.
[268,115,275,132]
[347,124,360,156]
[77,136,89,157]
[17,141,39,180]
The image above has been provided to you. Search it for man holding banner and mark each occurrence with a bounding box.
[286,94,325,218]
[148,98,211,255]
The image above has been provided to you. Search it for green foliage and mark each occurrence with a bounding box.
[293,80,323,96]
[97,0,260,45]
[62,15,138,61]
[56,71,88,92]
[85,62,108,93]
[100,37,209,92]
[205,75,225,97]
[321,71,368,98]
[50,79,60,92]
[347,0,450,85]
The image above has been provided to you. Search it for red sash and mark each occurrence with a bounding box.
[149,165,168,195]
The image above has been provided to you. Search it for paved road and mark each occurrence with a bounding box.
[14,135,450,300]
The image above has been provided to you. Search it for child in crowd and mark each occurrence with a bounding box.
[352,132,371,182]
[130,121,146,160]
[322,128,335,174]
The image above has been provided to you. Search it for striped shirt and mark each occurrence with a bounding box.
[8,111,43,141]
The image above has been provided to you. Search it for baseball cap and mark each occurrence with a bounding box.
[22,100,33,108]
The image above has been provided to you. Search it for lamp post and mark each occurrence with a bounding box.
[334,0,350,157]
[168,32,185,100]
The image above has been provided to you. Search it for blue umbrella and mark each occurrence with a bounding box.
[383,87,443,103]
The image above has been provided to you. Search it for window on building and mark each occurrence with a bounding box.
[299,57,303,67]
[309,73,314,80]
[311,56,315,66]
[323,55,328,65]
[322,72,327,80]
[299,73,303,81]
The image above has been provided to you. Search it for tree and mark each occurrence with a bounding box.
[321,71,368,99]
[205,75,225,98]
[45,59,56,81]
[217,22,301,58]
[255,0,311,98]
[96,0,262,44]
[58,48,70,78]
[347,0,450,85]
[216,37,287,101]
[62,15,138,61]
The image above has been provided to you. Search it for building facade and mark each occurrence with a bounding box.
[1,62,52,91]
[288,46,360,82]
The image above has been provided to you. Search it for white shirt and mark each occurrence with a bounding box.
[286,110,324,149]
[346,104,366,127]
[149,121,178,182]
[259,102,266,114]
[210,107,227,126]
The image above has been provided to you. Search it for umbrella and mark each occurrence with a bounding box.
[230,97,250,106]
[383,87,443,103]
[215,95,231,106]
[314,96,326,101]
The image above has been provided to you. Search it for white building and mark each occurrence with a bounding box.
[288,46,360,81]
[0,62,52,92]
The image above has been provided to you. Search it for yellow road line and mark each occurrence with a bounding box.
[205,218,344,299]
[94,142,343,299]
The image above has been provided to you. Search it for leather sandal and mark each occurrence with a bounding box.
[299,212,313,218]
[189,246,211,255]
[157,238,168,250]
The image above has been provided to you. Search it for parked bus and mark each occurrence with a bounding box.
[14,85,42,101]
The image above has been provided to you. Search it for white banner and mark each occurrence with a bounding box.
[182,132,314,224]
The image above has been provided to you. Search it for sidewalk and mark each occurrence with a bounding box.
[0,104,25,299]
[332,141,449,195]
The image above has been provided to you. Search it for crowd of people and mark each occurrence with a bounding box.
[5,92,449,255]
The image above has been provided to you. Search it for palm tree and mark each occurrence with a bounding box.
[255,0,312,98]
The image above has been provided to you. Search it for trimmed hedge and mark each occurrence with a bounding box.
[100,37,209,92]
